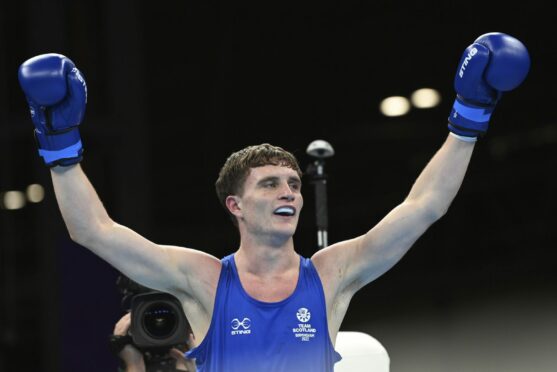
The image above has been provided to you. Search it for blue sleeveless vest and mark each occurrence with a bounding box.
[186,254,342,371]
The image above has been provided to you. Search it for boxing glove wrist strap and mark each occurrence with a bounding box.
[448,97,495,137]
[453,98,492,121]
[35,127,83,166]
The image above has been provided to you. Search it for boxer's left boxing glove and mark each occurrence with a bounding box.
[448,32,530,140]
[18,53,87,167]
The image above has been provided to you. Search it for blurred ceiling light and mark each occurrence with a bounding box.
[410,88,441,108]
[26,184,45,203]
[1,191,26,210]
[379,96,411,117]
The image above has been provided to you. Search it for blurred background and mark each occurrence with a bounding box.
[1,0,556,371]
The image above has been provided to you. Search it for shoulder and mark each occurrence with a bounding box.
[163,246,222,299]
[310,237,363,296]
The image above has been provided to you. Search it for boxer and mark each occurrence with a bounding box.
[18,32,529,371]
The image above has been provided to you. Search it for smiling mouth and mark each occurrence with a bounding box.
[273,206,296,217]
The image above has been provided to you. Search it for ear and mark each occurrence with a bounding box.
[225,195,242,217]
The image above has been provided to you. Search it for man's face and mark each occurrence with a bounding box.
[230,165,303,239]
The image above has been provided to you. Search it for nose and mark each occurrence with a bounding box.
[278,184,296,202]
[280,193,295,202]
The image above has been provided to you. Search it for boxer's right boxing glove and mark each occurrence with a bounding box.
[448,32,530,140]
[18,53,87,167]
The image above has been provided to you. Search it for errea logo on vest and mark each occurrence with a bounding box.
[231,317,251,336]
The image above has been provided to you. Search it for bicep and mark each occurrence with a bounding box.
[82,221,219,297]
[324,200,439,295]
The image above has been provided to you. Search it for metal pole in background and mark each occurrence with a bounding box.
[306,140,335,250]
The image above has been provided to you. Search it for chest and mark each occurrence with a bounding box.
[239,272,299,302]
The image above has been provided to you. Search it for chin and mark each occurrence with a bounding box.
[275,224,298,239]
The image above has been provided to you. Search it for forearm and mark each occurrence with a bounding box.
[406,134,475,217]
[50,164,113,243]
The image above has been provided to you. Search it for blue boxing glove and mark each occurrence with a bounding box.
[448,32,530,139]
[18,53,87,167]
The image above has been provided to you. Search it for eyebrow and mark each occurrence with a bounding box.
[257,176,302,185]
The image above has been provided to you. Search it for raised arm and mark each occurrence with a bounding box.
[50,164,220,295]
[17,54,220,301]
[313,32,531,297]
[319,135,474,289]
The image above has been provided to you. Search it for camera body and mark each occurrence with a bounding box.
[116,274,192,370]
[130,291,190,349]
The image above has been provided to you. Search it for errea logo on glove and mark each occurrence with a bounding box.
[459,47,478,78]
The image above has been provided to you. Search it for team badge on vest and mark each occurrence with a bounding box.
[231,317,251,336]
[296,307,311,322]
[292,308,317,341]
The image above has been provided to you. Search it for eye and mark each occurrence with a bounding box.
[289,182,301,191]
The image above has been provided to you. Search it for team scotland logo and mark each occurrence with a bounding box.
[296,308,311,322]
[293,308,316,341]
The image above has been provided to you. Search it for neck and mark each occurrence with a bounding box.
[235,234,298,275]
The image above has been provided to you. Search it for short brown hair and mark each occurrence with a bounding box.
[215,143,303,227]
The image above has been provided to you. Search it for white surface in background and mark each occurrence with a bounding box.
[335,331,390,371]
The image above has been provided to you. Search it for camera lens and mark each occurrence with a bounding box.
[142,303,178,339]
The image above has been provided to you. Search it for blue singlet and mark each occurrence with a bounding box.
[186,253,342,371]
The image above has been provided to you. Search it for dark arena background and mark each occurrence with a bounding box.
[1,1,556,371]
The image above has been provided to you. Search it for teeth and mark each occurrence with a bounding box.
[274,207,295,216]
